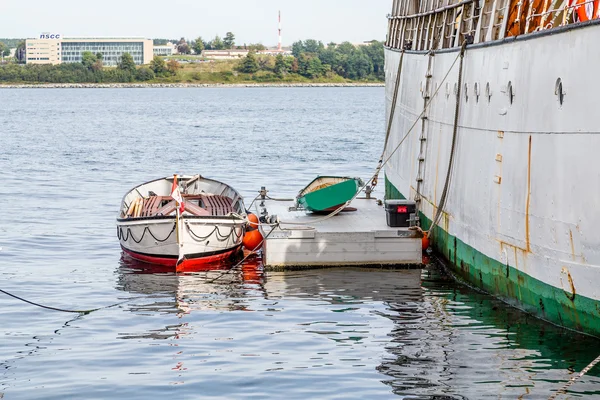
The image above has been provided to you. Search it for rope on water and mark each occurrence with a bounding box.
[205,222,281,283]
[548,353,600,400]
[0,289,133,315]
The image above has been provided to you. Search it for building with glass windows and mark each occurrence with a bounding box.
[25,36,153,66]
[153,43,176,57]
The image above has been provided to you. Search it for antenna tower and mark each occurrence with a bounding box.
[278,11,282,51]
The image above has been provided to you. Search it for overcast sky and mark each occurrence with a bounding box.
[1,0,391,45]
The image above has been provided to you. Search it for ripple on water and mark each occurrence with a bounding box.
[1,88,600,399]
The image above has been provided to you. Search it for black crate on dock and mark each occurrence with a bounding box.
[384,200,416,227]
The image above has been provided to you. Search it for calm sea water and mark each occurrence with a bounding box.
[1,88,599,399]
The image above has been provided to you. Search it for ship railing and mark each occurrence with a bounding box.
[387,0,512,51]
[524,0,591,31]
[386,0,595,51]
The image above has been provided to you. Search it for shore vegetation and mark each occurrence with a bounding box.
[0,40,384,85]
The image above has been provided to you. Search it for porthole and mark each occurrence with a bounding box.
[507,81,514,105]
[555,78,565,106]
[486,82,492,103]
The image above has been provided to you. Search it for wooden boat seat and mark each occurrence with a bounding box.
[200,194,234,216]
[140,194,233,217]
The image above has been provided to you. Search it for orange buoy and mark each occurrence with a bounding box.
[243,229,263,251]
[246,213,259,231]
[422,235,430,251]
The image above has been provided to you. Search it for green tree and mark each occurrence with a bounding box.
[362,41,384,79]
[0,42,6,59]
[118,52,136,72]
[166,59,181,75]
[211,36,225,50]
[274,54,287,76]
[291,41,304,57]
[238,51,258,73]
[81,51,97,69]
[336,41,356,55]
[298,53,326,78]
[178,43,191,54]
[15,41,26,63]
[247,43,266,51]
[136,67,155,81]
[176,37,191,54]
[192,37,205,55]
[346,51,373,80]
[91,59,103,72]
[223,32,235,49]
[304,39,324,54]
[150,56,166,75]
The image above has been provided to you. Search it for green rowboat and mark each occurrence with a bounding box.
[296,176,363,212]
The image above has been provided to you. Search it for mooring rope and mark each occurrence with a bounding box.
[427,40,468,239]
[548,353,600,400]
[0,289,134,315]
[205,222,281,283]
[372,44,464,191]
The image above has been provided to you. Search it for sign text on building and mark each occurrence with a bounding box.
[39,33,61,39]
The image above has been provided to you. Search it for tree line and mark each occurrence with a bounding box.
[238,40,384,81]
[0,51,182,83]
[154,33,267,55]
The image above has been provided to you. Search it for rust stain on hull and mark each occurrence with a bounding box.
[525,135,532,252]
[569,229,576,260]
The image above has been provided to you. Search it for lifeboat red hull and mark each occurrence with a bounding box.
[121,245,241,272]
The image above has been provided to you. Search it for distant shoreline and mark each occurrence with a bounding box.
[0,82,384,89]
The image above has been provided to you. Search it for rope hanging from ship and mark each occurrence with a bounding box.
[371,42,466,196]
[281,44,467,231]
[372,49,406,189]
[117,223,176,244]
[427,40,468,240]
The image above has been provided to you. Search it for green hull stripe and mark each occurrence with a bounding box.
[385,178,600,337]
[384,174,405,200]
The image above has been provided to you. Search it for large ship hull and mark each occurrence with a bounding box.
[384,22,600,336]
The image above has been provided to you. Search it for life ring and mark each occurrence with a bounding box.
[574,0,599,22]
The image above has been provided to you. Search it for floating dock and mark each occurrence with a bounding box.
[255,196,423,269]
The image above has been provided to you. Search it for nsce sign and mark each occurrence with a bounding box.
[40,33,61,39]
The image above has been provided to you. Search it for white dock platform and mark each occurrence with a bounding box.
[255,197,423,269]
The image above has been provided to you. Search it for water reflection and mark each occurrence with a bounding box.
[377,265,600,399]
[115,256,267,340]
[114,258,600,398]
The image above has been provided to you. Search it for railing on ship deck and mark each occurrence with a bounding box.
[386,0,596,51]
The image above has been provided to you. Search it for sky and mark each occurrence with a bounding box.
[0,0,392,45]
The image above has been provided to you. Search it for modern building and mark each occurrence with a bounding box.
[26,35,153,66]
[153,42,176,57]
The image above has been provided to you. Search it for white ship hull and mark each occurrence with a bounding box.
[384,21,600,335]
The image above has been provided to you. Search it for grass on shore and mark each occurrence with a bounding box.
[146,60,361,84]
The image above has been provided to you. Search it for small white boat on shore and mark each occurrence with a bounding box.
[117,174,247,271]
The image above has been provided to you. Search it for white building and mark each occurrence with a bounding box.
[26,34,153,66]
[153,42,176,57]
